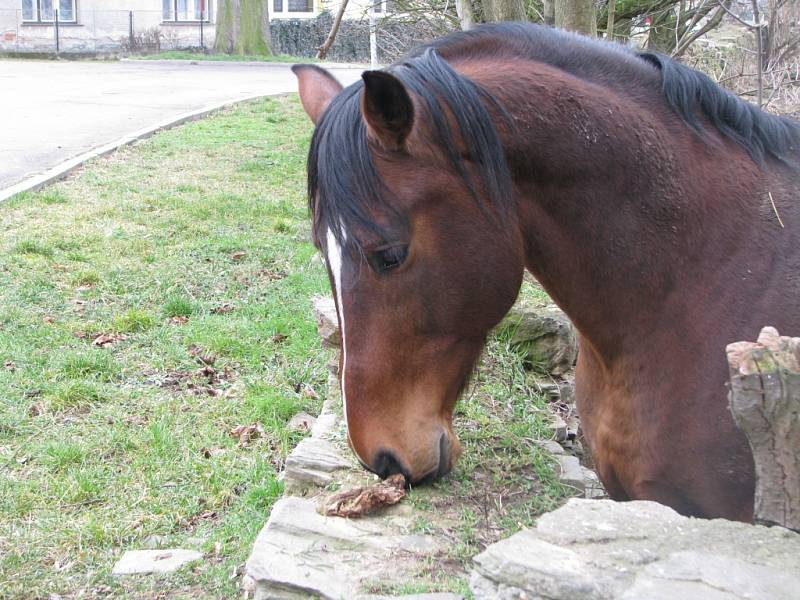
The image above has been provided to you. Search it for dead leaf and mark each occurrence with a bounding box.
[92,333,128,348]
[187,383,218,396]
[201,447,226,459]
[258,269,286,282]
[188,346,215,366]
[4,360,15,371]
[184,509,218,528]
[197,364,217,380]
[211,303,234,315]
[320,474,406,518]
[43,316,55,324]
[124,414,149,427]
[229,423,265,445]
[270,334,288,344]
[170,316,189,325]
[91,584,113,596]
[231,251,247,261]
[302,385,320,401]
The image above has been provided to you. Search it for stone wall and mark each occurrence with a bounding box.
[245,294,800,599]
[244,295,601,598]
[472,498,800,599]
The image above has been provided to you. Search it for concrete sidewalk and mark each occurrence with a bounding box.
[0,59,364,198]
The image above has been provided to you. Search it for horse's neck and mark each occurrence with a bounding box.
[486,64,766,365]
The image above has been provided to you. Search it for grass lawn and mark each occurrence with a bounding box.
[0,95,569,599]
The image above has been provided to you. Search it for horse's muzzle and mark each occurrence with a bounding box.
[371,430,452,485]
[372,449,411,482]
[436,430,451,478]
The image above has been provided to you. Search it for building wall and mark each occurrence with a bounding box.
[0,0,387,54]
[318,0,386,22]
[0,0,216,54]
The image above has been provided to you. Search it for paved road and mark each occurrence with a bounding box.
[0,59,364,193]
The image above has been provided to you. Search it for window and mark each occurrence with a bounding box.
[273,0,312,14]
[372,0,392,13]
[22,0,76,23]
[287,0,312,11]
[163,0,210,21]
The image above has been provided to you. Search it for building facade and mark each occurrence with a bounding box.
[0,0,385,55]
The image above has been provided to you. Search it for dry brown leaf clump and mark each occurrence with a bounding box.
[92,333,128,347]
[229,423,265,445]
[320,474,406,518]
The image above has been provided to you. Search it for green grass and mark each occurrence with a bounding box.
[132,50,315,63]
[0,95,328,599]
[0,95,571,598]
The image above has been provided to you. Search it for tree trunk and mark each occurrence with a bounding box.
[543,0,555,26]
[727,327,800,533]
[317,0,349,59]
[483,0,527,22]
[215,0,272,56]
[647,11,676,52]
[605,0,616,39]
[555,0,595,35]
[456,0,475,30]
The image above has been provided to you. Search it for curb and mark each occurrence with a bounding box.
[0,92,274,204]
[120,58,373,69]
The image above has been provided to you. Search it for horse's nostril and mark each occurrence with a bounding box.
[372,449,409,481]
[437,431,451,478]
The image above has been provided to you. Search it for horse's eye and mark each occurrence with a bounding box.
[370,246,408,273]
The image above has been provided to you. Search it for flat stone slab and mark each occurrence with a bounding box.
[283,436,351,489]
[112,549,203,576]
[470,498,800,600]
[362,595,463,600]
[313,296,341,348]
[287,411,317,432]
[555,454,585,493]
[246,496,444,600]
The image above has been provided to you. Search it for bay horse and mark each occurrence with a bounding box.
[292,23,800,521]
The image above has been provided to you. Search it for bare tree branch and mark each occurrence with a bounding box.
[317,0,350,59]
[672,0,729,58]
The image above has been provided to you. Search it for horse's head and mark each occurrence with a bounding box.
[293,62,524,484]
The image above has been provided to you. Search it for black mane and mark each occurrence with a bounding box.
[309,46,513,253]
[308,23,800,251]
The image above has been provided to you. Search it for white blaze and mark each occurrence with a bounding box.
[325,227,363,461]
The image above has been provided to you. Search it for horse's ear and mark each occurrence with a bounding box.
[361,71,414,151]
[292,64,343,124]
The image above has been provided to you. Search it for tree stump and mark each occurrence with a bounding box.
[727,327,800,532]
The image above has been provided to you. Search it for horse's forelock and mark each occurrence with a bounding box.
[307,48,514,256]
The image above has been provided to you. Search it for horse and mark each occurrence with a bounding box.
[292,23,800,522]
